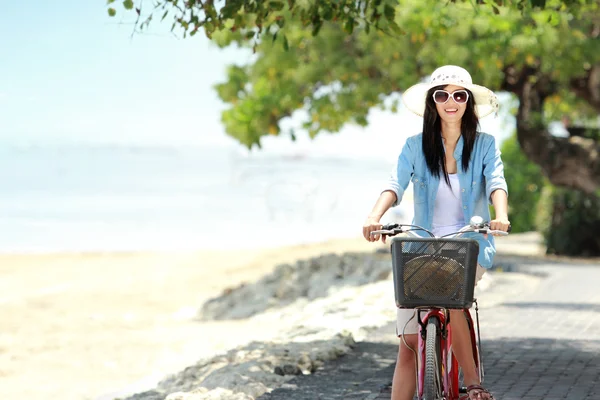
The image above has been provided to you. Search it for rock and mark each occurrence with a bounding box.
[199,252,391,320]
[281,364,302,375]
[122,333,356,400]
[296,353,313,373]
[123,390,165,400]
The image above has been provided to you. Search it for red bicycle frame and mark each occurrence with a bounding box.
[416,307,481,400]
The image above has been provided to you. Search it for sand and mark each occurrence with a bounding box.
[0,237,378,400]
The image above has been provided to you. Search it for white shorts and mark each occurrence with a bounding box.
[395,265,486,336]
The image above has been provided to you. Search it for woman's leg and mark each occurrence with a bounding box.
[391,334,418,400]
[448,309,479,383]
[449,265,492,400]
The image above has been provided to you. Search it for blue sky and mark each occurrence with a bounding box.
[0,1,514,152]
[0,1,251,146]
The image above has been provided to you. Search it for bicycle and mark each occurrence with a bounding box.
[371,216,509,400]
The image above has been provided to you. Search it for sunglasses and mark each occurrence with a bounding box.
[432,89,469,104]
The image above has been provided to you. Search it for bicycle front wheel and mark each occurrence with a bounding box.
[423,317,443,400]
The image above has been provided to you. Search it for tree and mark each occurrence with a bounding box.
[499,131,600,256]
[109,0,600,195]
[500,133,546,232]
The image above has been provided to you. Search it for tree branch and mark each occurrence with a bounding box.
[515,69,600,194]
[570,63,600,111]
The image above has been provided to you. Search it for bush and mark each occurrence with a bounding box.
[499,134,546,232]
[536,186,600,257]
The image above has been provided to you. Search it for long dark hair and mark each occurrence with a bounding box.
[422,85,479,185]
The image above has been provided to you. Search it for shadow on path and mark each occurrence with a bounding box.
[499,302,600,313]
[261,337,600,400]
[257,341,397,400]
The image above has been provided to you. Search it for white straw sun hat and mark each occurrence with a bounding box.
[402,65,499,118]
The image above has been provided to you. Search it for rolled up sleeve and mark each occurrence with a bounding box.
[483,135,508,204]
[382,138,416,207]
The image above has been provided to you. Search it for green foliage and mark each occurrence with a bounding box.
[536,186,600,257]
[500,133,547,232]
[207,0,599,148]
[544,88,598,124]
[534,185,553,238]
[106,0,595,46]
[106,0,402,42]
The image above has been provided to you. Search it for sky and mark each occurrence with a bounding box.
[0,1,251,147]
[0,1,515,154]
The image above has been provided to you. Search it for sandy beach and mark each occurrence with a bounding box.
[0,237,378,400]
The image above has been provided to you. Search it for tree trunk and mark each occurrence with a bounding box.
[508,67,600,195]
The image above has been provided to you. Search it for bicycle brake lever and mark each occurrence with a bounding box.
[382,223,400,230]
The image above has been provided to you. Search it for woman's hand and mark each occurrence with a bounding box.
[490,217,511,235]
[363,217,384,243]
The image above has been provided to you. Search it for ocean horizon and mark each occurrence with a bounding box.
[0,139,415,253]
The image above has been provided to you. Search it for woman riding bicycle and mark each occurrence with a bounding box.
[362,65,510,400]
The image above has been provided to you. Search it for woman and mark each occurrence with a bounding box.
[362,65,509,400]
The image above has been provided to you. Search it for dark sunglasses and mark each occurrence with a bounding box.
[432,89,469,104]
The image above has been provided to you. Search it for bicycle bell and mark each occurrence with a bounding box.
[469,215,485,229]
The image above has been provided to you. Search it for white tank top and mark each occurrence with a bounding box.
[432,174,465,237]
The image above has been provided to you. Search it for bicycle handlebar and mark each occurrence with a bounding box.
[370,218,511,239]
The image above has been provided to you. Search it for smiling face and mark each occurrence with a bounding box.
[434,84,468,123]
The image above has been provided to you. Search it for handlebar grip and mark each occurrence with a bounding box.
[486,222,512,233]
[370,227,401,237]
[382,223,399,230]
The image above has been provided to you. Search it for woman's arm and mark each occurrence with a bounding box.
[363,190,398,242]
[368,190,398,221]
[490,188,510,232]
[482,135,508,205]
[363,137,417,242]
[482,135,510,233]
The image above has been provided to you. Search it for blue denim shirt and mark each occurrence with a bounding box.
[385,132,508,269]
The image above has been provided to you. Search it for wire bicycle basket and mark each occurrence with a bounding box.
[390,237,479,309]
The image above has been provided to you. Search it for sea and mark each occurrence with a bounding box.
[0,136,415,253]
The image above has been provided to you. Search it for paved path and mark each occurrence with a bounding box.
[260,258,600,400]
